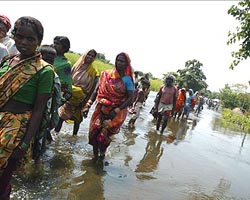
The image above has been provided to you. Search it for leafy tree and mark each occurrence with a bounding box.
[227,1,250,69]
[206,90,220,100]
[219,83,250,110]
[162,71,179,83]
[219,84,240,109]
[176,59,208,92]
[96,53,110,63]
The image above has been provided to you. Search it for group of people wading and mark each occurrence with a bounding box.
[0,15,204,199]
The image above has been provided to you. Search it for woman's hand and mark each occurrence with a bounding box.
[82,106,90,118]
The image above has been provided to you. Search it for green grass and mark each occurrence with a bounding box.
[150,79,163,92]
[65,52,81,65]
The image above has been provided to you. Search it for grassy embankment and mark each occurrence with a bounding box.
[65,52,162,92]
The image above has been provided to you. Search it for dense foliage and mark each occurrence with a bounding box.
[162,59,208,92]
[222,108,250,133]
[220,83,250,134]
[228,0,250,69]
[219,83,250,111]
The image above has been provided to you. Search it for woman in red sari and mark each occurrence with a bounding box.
[85,52,134,162]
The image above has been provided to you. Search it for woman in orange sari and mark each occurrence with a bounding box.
[85,52,134,162]
[174,88,186,118]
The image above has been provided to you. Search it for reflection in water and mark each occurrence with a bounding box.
[188,178,231,200]
[191,119,197,130]
[66,159,105,200]
[165,118,189,144]
[123,130,138,167]
[135,131,163,176]
[12,149,75,199]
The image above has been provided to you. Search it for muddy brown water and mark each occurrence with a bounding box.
[11,92,250,200]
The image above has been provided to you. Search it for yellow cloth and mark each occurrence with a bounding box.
[68,85,86,105]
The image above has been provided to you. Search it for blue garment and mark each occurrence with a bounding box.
[122,75,134,91]
[184,89,194,118]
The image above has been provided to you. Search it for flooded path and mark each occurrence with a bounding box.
[11,92,250,200]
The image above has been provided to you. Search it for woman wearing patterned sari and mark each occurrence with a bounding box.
[0,16,54,199]
[54,49,99,135]
[86,52,134,162]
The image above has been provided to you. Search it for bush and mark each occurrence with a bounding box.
[222,108,250,133]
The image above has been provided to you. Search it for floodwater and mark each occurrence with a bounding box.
[11,92,250,200]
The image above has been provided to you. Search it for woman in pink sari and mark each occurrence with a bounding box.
[85,52,134,162]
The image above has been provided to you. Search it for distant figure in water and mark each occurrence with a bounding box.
[128,79,150,128]
[152,75,177,133]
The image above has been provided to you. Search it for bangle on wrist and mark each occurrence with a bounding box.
[86,103,91,108]
[87,99,93,105]
[115,108,120,113]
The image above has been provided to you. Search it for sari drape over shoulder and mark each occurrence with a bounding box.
[59,50,99,123]
[89,68,130,151]
[89,52,133,153]
[0,54,50,171]
[0,54,49,108]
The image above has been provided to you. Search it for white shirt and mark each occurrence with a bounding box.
[0,35,18,55]
[0,43,8,62]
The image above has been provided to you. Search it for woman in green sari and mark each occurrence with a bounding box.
[0,16,54,199]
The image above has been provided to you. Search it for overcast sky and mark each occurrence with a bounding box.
[1,1,249,92]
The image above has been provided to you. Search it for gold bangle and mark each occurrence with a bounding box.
[86,102,91,108]
[87,99,93,105]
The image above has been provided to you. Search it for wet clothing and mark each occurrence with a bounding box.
[59,51,99,124]
[0,54,54,198]
[158,102,174,115]
[175,91,186,112]
[0,111,32,169]
[89,67,134,152]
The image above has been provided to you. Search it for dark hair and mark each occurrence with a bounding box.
[12,16,44,45]
[88,49,97,57]
[165,74,175,82]
[54,36,70,53]
[39,44,56,55]
[39,45,57,64]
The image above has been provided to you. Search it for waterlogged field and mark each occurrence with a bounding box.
[11,92,250,200]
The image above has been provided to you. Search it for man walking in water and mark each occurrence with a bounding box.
[153,75,177,133]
